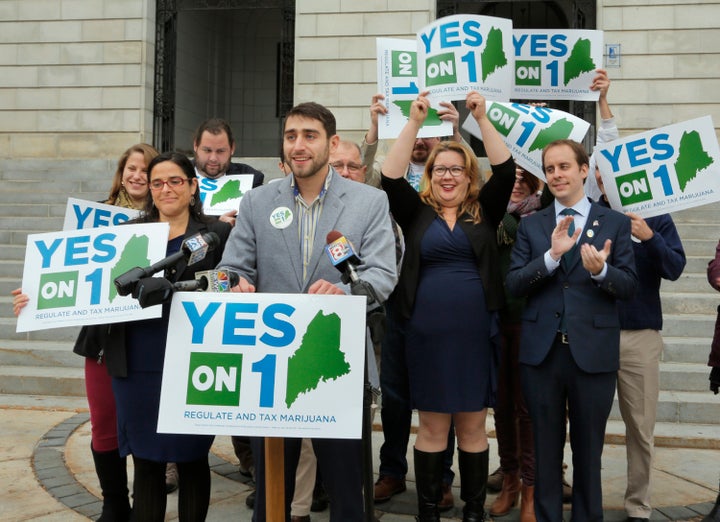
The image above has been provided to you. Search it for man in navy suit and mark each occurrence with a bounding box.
[506,139,637,521]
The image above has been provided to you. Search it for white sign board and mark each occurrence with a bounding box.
[157,292,368,439]
[63,198,140,230]
[376,37,453,140]
[417,15,514,102]
[198,175,254,216]
[595,116,720,218]
[16,223,169,332]
[463,101,590,180]
[511,29,603,101]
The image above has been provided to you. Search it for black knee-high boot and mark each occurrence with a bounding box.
[414,447,444,522]
[176,458,211,522]
[131,457,167,522]
[91,445,131,522]
[703,483,720,522]
[458,448,489,522]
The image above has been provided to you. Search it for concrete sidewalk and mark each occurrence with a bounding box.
[0,398,717,521]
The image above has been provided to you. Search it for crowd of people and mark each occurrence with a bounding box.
[15,65,720,522]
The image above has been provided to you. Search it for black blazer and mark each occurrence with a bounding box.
[381,157,516,320]
[73,216,232,377]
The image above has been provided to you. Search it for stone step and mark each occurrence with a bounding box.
[0,318,81,342]
[659,362,712,392]
[608,390,720,425]
[603,419,720,449]
[0,259,23,278]
[661,314,716,338]
[681,256,712,274]
[0,216,67,232]
[0,276,22,295]
[0,365,85,397]
[675,222,720,241]
[0,392,88,412]
[0,244,29,262]
[673,205,720,224]
[680,239,717,258]
[663,337,712,364]
[663,273,715,293]
[0,339,82,368]
[0,191,106,205]
[660,292,718,315]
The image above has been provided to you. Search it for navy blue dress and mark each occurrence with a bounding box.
[406,217,498,412]
[113,235,214,462]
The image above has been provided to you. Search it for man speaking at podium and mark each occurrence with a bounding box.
[218,101,398,521]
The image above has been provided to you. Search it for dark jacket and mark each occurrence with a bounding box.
[73,216,231,377]
[598,198,686,331]
[381,156,516,320]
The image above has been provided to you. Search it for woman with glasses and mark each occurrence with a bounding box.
[381,91,515,522]
[13,143,159,522]
[102,151,231,521]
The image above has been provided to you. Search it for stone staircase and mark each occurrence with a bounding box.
[1,158,720,446]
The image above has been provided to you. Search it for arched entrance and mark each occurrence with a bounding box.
[153,0,295,155]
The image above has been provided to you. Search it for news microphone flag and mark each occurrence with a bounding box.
[325,235,356,268]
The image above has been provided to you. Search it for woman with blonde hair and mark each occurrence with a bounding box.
[381,91,515,521]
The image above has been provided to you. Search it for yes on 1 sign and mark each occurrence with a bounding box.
[158,292,368,439]
[595,115,720,218]
[63,197,140,230]
[376,37,453,140]
[463,101,590,180]
[16,223,169,332]
[198,174,254,216]
[417,14,514,101]
[511,29,603,101]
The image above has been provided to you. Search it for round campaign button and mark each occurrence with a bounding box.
[270,206,293,229]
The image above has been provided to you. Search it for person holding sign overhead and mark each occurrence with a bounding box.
[381,90,515,522]
[13,142,158,522]
[218,101,397,521]
[506,139,637,522]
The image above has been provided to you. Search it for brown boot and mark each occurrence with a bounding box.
[489,471,520,516]
[520,483,536,522]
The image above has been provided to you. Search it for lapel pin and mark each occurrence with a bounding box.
[587,229,595,238]
[593,220,599,227]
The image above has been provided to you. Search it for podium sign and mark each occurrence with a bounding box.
[158,292,367,439]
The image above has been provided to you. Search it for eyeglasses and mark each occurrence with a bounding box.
[331,162,363,173]
[431,165,466,177]
[149,176,189,191]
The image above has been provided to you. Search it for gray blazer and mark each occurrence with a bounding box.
[218,171,398,301]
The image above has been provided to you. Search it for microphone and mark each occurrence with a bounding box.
[114,231,220,296]
[174,269,240,292]
[325,230,361,285]
[132,277,174,308]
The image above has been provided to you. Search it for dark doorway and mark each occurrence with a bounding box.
[153,0,295,156]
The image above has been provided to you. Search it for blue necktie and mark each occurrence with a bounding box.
[560,208,578,268]
[559,208,578,335]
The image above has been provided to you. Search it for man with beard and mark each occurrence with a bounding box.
[192,118,265,225]
[218,101,398,521]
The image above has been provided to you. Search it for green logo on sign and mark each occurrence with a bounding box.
[515,60,542,86]
[37,271,78,309]
[187,352,243,406]
[615,170,653,205]
[425,52,457,86]
[392,50,416,77]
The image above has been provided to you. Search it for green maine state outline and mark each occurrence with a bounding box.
[529,118,574,152]
[675,130,715,192]
[564,38,595,85]
[211,179,244,206]
[285,311,350,408]
[393,101,443,126]
[109,234,151,302]
[481,27,507,81]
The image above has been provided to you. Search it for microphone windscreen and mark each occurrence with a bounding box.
[326,230,342,245]
[203,231,221,252]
